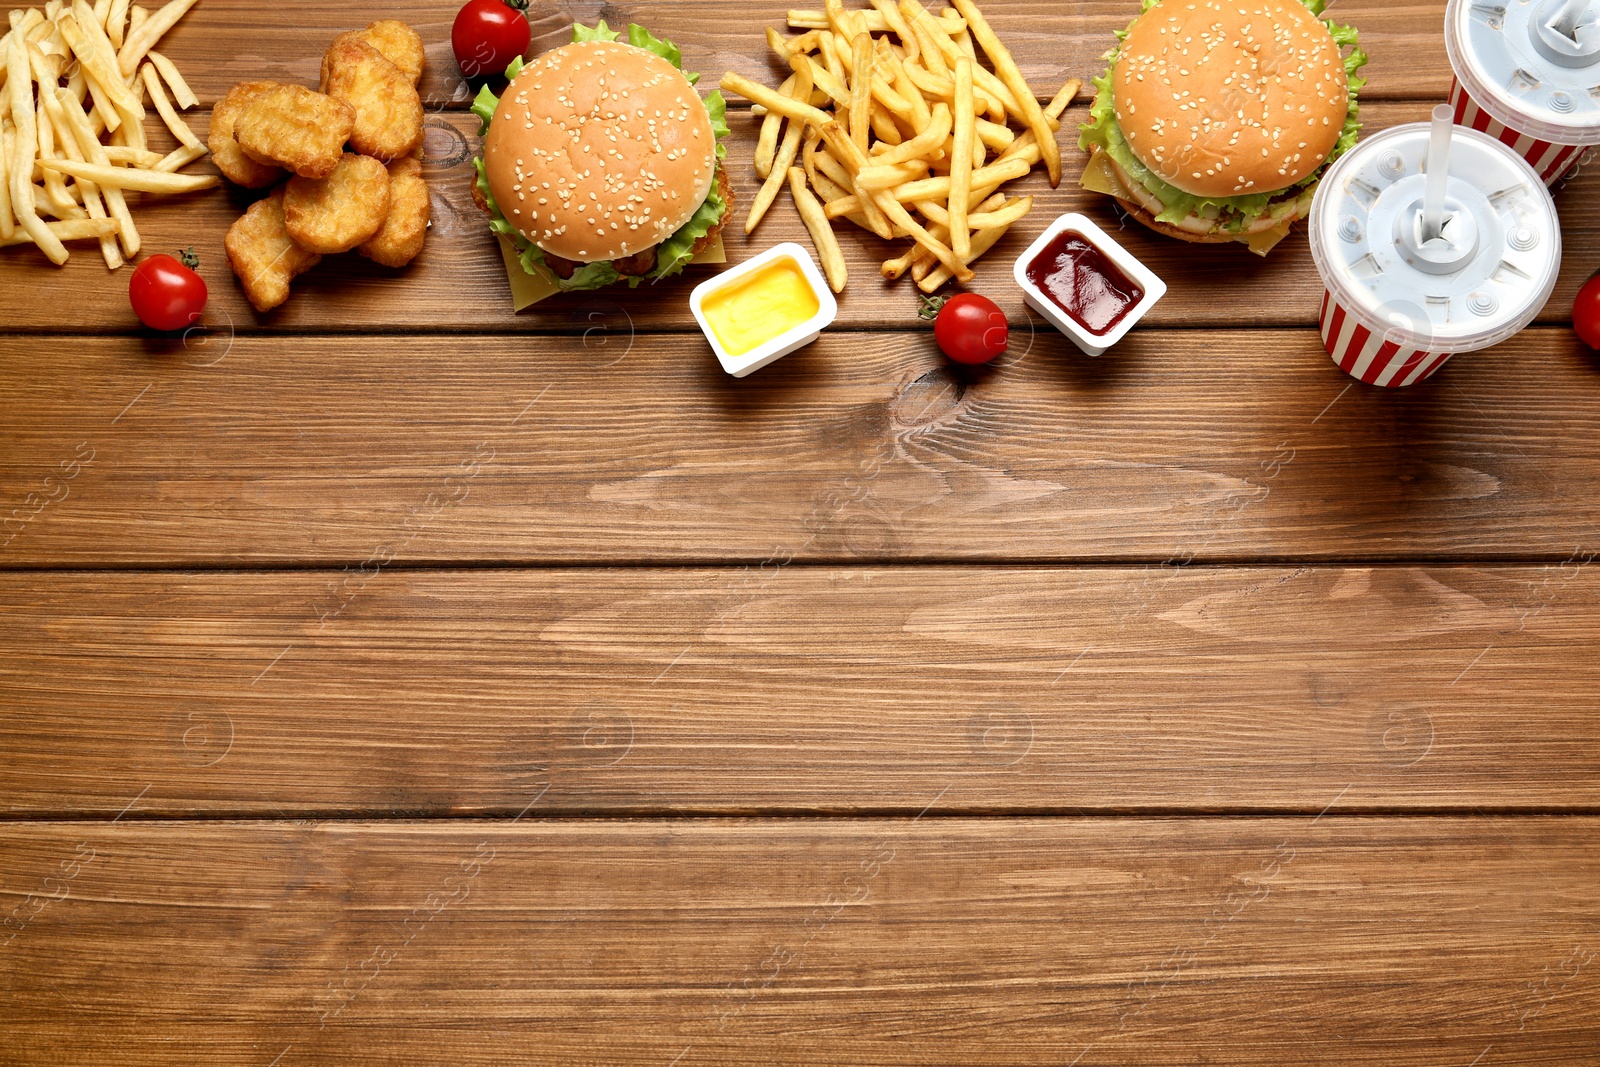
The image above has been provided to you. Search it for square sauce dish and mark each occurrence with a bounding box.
[690,243,839,377]
[1013,213,1167,357]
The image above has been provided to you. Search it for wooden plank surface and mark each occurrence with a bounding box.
[2,818,1597,1064]
[3,567,1599,816]
[3,0,1598,1061]
[3,331,1598,566]
[0,108,1593,334]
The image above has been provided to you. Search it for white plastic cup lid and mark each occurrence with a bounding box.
[1308,122,1561,354]
[1446,0,1600,144]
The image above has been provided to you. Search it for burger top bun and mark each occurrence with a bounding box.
[484,39,717,263]
[1112,0,1349,200]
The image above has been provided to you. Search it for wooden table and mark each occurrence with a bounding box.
[3,0,1598,1062]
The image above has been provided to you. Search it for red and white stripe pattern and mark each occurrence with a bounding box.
[1449,78,1593,185]
[1318,289,1454,387]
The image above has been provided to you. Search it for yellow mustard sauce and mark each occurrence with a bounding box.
[701,257,821,357]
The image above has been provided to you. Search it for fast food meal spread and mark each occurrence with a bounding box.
[1445,0,1600,184]
[718,0,1080,295]
[9,0,1598,384]
[0,0,214,270]
[216,19,430,312]
[1079,0,1368,255]
[469,21,733,293]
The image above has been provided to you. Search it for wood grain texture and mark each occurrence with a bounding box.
[2,567,1599,816]
[0,0,1462,107]
[2,818,1597,1064]
[2,0,1596,1058]
[6,106,1589,335]
[2,331,1598,566]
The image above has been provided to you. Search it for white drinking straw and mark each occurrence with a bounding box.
[1551,0,1592,39]
[1422,104,1454,244]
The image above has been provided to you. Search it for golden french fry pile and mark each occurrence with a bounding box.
[720,0,1079,294]
[0,0,213,268]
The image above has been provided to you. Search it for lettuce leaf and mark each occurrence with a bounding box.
[705,88,729,161]
[628,23,695,84]
[470,56,524,134]
[471,27,731,291]
[655,182,727,280]
[1078,0,1368,231]
[470,83,498,134]
[572,20,620,43]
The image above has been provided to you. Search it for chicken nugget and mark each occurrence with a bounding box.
[320,36,423,162]
[225,188,323,312]
[358,155,430,268]
[350,20,425,85]
[234,85,355,180]
[283,153,392,254]
[209,82,287,189]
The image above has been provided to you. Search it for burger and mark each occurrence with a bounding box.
[470,21,732,291]
[1078,0,1367,255]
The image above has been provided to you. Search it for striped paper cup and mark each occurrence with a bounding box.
[1307,123,1561,389]
[1318,289,1454,388]
[1449,78,1594,185]
[1444,0,1600,187]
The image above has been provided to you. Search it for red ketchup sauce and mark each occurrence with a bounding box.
[1024,231,1144,335]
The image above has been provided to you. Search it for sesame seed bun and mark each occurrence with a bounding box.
[1113,0,1349,200]
[483,39,718,264]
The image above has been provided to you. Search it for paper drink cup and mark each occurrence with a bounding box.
[1308,122,1561,387]
[1445,0,1600,184]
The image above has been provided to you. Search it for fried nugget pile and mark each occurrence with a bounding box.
[213,20,430,311]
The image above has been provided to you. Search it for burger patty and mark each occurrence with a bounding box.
[477,164,735,282]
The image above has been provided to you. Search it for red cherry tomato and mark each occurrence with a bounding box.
[129,249,207,332]
[934,293,1009,364]
[1576,272,1600,351]
[453,0,531,79]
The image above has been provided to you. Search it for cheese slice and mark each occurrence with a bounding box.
[497,236,728,312]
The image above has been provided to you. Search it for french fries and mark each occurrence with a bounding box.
[723,0,1080,293]
[0,214,118,246]
[949,55,975,259]
[721,72,833,130]
[1,0,208,267]
[37,157,218,191]
[948,0,1059,185]
[747,56,815,233]
[788,166,845,293]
